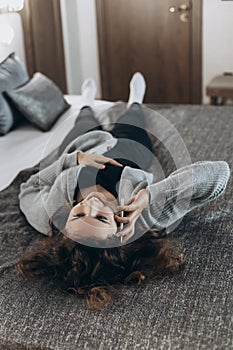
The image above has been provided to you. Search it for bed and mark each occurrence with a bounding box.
[1,10,233,350]
[0,96,232,349]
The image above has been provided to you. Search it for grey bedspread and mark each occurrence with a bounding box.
[0,105,232,350]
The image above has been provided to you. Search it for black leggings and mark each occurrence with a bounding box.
[58,103,153,170]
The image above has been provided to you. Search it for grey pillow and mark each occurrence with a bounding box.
[0,52,29,135]
[5,72,70,132]
[0,95,14,135]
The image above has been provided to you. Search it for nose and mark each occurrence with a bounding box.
[86,197,104,215]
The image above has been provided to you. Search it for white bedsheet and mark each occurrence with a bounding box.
[0,95,113,191]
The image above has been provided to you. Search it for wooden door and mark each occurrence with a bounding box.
[96,0,202,104]
[20,0,67,93]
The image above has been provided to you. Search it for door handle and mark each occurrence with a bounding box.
[169,4,190,13]
[178,4,190,11]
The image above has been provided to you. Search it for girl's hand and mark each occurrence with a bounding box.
[77,152,123,169]
[114,188,150,244]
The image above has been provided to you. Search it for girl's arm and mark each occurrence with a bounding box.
[19,150,123,235]
[115,161,230,242]
[146,160,230,232]
[18,151,79,235]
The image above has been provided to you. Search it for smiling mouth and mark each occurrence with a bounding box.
[84,192,106,204]
[83,192,118,213]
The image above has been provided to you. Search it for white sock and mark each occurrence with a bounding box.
[80,78,96,108]
[127,72,146,108]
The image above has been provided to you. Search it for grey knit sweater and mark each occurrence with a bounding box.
[19,130,230,239]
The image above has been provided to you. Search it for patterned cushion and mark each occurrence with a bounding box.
[5,72,70,131]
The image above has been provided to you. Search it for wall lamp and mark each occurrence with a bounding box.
[0,0,24,12]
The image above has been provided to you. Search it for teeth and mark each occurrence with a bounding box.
[89,196,103,205]
[92,196,101,201]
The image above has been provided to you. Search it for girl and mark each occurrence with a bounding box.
[17,73,230,309]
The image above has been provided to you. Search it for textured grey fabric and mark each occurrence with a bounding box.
[0,52,29,135]
[0,105,232,350]
[18,117,230,246]
[0,94,14,135]
[5,72,70,131]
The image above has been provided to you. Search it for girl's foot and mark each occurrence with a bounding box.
[127,72,146,108]
[81,78,97,108]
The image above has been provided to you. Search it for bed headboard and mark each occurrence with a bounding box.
[0,12,26,63]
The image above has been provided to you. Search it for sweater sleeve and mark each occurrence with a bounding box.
[28,151,78,187]
[18,151,79,235]
[145,161,230,232]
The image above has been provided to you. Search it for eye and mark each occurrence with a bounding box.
[96,215,108,223]
[73,214,85,218]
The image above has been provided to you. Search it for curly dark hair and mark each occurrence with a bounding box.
[17,228,185,310]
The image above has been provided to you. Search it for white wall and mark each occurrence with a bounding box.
[0,13,26,63]
[60,0,82,94]
[203,0,233,103]
[60,0,101,97]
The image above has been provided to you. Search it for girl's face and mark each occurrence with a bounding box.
[65,192,118,244]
